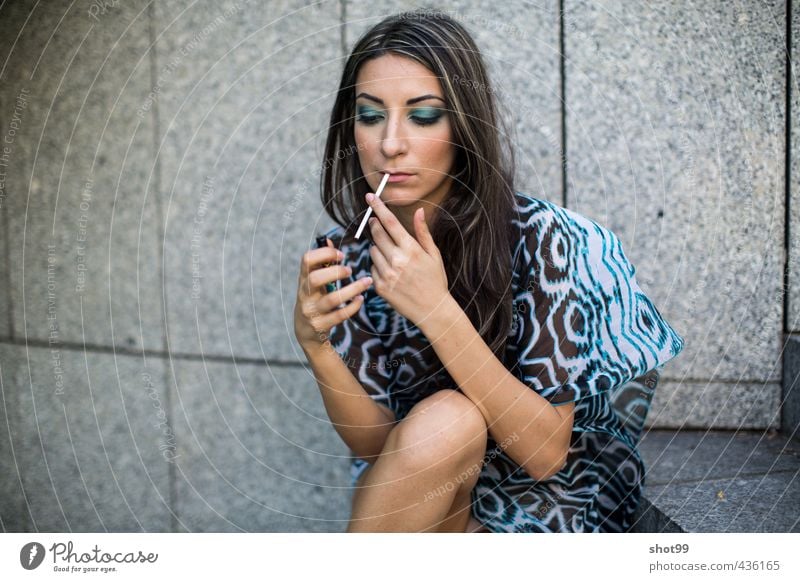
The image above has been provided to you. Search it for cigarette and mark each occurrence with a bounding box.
[355,172,390,239]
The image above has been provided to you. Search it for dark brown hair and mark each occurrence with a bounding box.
[320,9,518,364]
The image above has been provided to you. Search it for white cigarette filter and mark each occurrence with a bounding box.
[355,172,390,239]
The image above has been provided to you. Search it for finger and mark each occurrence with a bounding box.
[319,275,373,312]
[308,264,352,291]
[301,246,343,278]
[413,207,437,255]
[365,192,411,248]
[368,217,399,264]
[369,239,392,278]
[316,294,366,329]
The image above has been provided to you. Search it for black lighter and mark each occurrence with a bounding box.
[315,235,339,294]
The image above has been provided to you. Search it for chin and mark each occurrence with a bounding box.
[381,193,418,206]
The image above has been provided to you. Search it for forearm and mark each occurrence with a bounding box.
[302,341,396,462]
[418,296,571,480]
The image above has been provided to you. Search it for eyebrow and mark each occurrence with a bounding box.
[355,92,445,105]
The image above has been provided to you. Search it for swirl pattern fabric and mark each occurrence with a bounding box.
[323,191,684,532]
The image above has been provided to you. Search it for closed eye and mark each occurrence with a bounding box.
[355,106,444,127]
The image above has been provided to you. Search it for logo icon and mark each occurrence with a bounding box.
[20,542,45,570]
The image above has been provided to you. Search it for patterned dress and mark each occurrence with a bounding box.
[321,191,684,532]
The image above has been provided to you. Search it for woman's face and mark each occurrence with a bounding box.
[353,53,456,215]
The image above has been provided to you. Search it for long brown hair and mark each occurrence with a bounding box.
[321,9,518,364]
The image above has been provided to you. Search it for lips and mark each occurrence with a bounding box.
[382,170,414,176]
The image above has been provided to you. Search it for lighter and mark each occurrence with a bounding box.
[315,235,339,294]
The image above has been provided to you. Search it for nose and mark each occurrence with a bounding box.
[379,111,408,158]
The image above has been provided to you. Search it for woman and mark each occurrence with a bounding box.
[293,10,684,533]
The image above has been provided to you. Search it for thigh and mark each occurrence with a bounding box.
[351,455,486,532]
[432,477,476,532]
[349,389,488,531]
[465,515,490,533]
[349,461,373,514]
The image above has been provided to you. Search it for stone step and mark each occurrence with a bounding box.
[630,429,800,532]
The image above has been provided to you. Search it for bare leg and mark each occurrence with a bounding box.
[347,390,488,533]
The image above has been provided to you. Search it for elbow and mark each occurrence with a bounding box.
[524,448,569,482]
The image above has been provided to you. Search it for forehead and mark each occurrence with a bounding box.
[355,53,441,96]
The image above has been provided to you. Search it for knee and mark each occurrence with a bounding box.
[384,389,488,470]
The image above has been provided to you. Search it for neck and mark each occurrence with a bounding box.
[392,201,436,238]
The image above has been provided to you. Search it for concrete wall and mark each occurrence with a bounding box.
[0,0,793,532]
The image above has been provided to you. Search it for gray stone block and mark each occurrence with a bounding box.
[345,1,563,202]
[644,473,800,533]
[648,380,781,430]
[638,429,800,485]
[0,344,26,530]
[637,429,800,532]
[169,357,352,532]
[0,217,8,338]
[1,0,165,353]
[565,1,786,390]
[0,342,172,532]
[782,336,800,438]
[789,2,800,331]
[153,0,343,362]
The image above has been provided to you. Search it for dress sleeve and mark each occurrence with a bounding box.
[318,229,394,412]
[511,205,685,406]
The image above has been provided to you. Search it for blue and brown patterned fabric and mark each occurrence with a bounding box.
[323,191,684,532]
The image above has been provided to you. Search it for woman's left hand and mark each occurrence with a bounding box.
[365,191,450,327]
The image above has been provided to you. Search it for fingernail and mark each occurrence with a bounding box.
[338,250,344,259]
[366,193,374,202]
[346,266,352,274]
[364,276,373,285]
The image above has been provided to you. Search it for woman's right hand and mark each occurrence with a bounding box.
[294,238,374,351]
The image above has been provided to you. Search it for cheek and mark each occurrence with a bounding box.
[355,127,380,155]
[427,125,455,167]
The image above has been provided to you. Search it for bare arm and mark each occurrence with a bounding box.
[419,295,574,481]
[294,237,396,464]
[303,341,396,463]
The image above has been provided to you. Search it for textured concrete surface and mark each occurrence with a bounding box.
[0,0,165,353]
[565,0,786,426]
[648,380,782,430]
[0,218,8,338]
[789,1,800,331]
[155,0,343,363]
[0,0,796,533]
[168,357,352,532]
[0,343,172,532]
[637,429,800,532]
